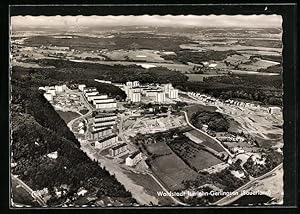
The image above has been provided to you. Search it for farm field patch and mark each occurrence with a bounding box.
[168,138,223,171]
[125,171,175,205]
[146,142,198,191]
[149,154,198,191]
[187,130,225,152]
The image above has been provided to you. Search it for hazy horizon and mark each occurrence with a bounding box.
[11,15,282,29]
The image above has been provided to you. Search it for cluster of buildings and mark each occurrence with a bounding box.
[89,112,128,157]
[89,112,143,163]
[122,81,179,103]
[42,85,82,111]
[188,92,282,115]
[217,134,246,143]
[93,113,117,130]
[78,84,117,109]
[41,85,68,102]
[78,121,86,135]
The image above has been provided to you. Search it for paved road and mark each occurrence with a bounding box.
[67,91,93,130]
[182,110,234,158]
[11,175,47,207]
[80,142,159,205]
[212,163,283,206]
[116,114,187,206]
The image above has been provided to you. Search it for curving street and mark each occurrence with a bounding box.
[182,110,234,157]
[11,174,47,207]
[212,163,283,206]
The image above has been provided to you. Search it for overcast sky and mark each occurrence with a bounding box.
[11,15,282,28]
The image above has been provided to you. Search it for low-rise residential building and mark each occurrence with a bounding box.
[95,134,118,150]
[93,98,115,104]
[109,143,127,157]
[83,87,97,95]
[91,127,113,140]
[87,94,104,102]
[94,119,116,129]
[95,102,117,109]
[95,113,117,122]
[85,91,99,97]
[268,106,281,114]
[125,151,142,166]
[202,124,209,131]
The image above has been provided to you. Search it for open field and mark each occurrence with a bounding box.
[188,130,225,152]
[69,59,192,72]
[217,105,283,149]
[146,142,173,156]
[103,49,170,63]
[254,136,283,148]
[248,165,283,203]
[124,171,175,205]
[150,154,198,191]
[168,138,223,171]
[146,142,198,191]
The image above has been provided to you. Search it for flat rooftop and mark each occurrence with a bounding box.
[110,143,127,151]
[95,114,117,119]
[91,127,111,134]
[97,134,117,143]
[129,151,140,159]
[94,119,116,124]
[95,101,116,105]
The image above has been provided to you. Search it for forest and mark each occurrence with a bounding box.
[191,110,230,132]
[243,149,283,177]
[180,159,250,205]
[11,68,134,206]
[161,49,238,64]
[24,33,191,51]
[23,58,189,84]
[175,74,283,106]
[18,58,283,106]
